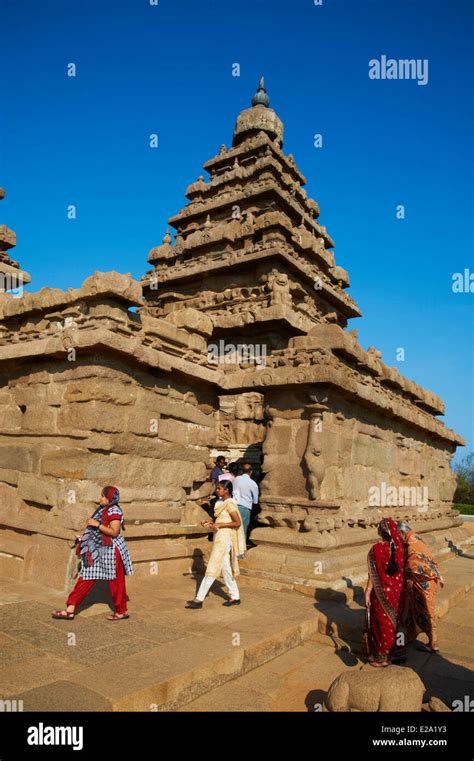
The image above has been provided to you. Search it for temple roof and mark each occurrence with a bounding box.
[232,77,284,147]
[0,188,31,290]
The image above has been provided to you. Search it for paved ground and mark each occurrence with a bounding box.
[0,571,320,711]
[0,553,473,712]
[180,586,474,712]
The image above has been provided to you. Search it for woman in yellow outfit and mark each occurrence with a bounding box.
[186,480,246,609]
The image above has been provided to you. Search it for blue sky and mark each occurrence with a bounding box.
[1,0,473,461]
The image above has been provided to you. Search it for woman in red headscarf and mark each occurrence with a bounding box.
[363,517,404,667]
[52,486,133,621]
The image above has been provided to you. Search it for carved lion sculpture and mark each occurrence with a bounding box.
[325,665,425,712]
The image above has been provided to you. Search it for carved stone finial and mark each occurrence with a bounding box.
[251,76,270,108]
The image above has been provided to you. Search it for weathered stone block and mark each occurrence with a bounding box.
[10,382,64,408]
[41,449,117,481]
[0,445,39,472]
[125,502,182,523]
[120,486,185,503]
[135,392,212,426]
[0,404,23,431]
[21,404,56,433]
[187,424,214,446]
[127,408,161,437]
[116,457,207,488]
[59,503,94,531]
[0,467,19,486]
[64,379,137,405]
[264,424,293,455]
[58,401,129,433]
[17,473,60,507]
[23,534,72,591]
[112,432,209,463]
[155,418,189,444]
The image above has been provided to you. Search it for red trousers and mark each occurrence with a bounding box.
[67,548,128,615]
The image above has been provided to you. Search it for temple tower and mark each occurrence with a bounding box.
[142,78,360,352]
[0,188,31,293]
[141,80,465,589]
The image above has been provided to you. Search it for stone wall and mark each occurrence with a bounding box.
[0,274,220,589]
[260,387,457,513]
[0,355,215,586]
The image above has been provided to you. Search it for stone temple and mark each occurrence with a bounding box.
[0,79,468,595]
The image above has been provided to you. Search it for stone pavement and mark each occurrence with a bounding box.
[180,586,474,712]
[0,553,473,712]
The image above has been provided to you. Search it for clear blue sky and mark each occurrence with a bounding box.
[1,0,473,462]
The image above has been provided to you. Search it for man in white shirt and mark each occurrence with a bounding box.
[233,463,259,541]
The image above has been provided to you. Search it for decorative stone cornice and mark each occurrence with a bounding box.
[203,132,306,185]
[143,245,362,319]
[0,271,142,320]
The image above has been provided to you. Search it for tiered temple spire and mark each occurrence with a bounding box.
[142,78,358,349]
[0,188,31,291]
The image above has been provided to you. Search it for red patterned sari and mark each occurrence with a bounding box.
[364,517,404,663]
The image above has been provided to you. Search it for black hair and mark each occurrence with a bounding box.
[380,528,399,576]
[216,455,226,464]
[217,479,234,497]
[228,462,239,476]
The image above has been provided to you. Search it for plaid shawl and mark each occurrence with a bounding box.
[79,486,122,569]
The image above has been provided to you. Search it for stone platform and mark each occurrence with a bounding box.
[0,551,473,712]
[181,584,474,712]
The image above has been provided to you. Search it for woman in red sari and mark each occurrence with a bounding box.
[363,517,404,667]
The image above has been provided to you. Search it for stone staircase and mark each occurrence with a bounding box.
[179,552,474,711]
[1,533,472,712]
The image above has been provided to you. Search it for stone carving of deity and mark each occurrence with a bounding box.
[241,210,255,236]
[304,413,326,500]
[268,270,291,306]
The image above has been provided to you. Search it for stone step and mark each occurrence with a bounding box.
[1,554,472,713]
[180,589,474,712]
[241,524,474,584]
[240,530,474,606]
[177,637,339,712]
[0,575,324,713]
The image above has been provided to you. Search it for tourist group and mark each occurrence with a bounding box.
[51,457,444,666]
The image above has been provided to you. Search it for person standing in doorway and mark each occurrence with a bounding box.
[233,463,259,543]
[210,455,226,489]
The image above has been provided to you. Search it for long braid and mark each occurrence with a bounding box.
[386,537,399,576]
[380,525,399,576]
